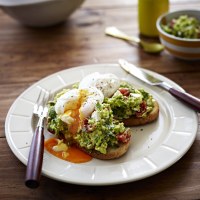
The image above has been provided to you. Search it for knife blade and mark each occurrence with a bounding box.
[118,59,200,112]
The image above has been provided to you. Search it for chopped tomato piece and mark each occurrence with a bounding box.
[116,131,131,143]
[83,118,95,132]
[119,88,130,96]
[136,101,147,117]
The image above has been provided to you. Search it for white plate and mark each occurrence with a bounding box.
[5,64,198,185]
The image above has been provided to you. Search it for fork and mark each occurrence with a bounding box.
[25,89,50,189]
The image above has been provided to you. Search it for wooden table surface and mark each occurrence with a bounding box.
[0,0,200,199]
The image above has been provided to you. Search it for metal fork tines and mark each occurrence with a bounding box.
[33,89,50,127]
[25,89,51,189]
[34,89,49,116]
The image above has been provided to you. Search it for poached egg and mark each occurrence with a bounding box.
[55,87,104,134]
[79,72,120,97]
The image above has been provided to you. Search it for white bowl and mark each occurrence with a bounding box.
[0,0,85,27]
[156,10,200,60]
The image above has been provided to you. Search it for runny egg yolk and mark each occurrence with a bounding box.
[44,138,92,163]
[63,89,89,134]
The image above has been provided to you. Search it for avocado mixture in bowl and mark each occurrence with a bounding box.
[161,15,200,39]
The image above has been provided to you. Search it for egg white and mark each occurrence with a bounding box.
[79,72,120,97]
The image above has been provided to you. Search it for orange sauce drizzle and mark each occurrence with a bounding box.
[44,138,92,163]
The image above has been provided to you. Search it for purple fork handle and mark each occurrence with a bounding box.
[25,126,44,189]
[169,88,200,112]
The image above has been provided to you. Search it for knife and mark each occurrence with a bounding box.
[118,59,200,112]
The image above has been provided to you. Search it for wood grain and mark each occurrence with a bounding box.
[0,0,200,199]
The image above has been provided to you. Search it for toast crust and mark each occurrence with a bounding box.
[77,141,131,160]
[122,101,159,126]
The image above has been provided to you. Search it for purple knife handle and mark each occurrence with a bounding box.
[169,88,200,112]
[25,126,44,189]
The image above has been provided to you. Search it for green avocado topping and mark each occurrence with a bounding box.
[75,103,126,154]
[47,102,68,137]
[104,82,154,119]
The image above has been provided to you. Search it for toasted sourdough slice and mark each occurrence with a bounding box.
[76,140,131,160]
[122,101,159,126]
